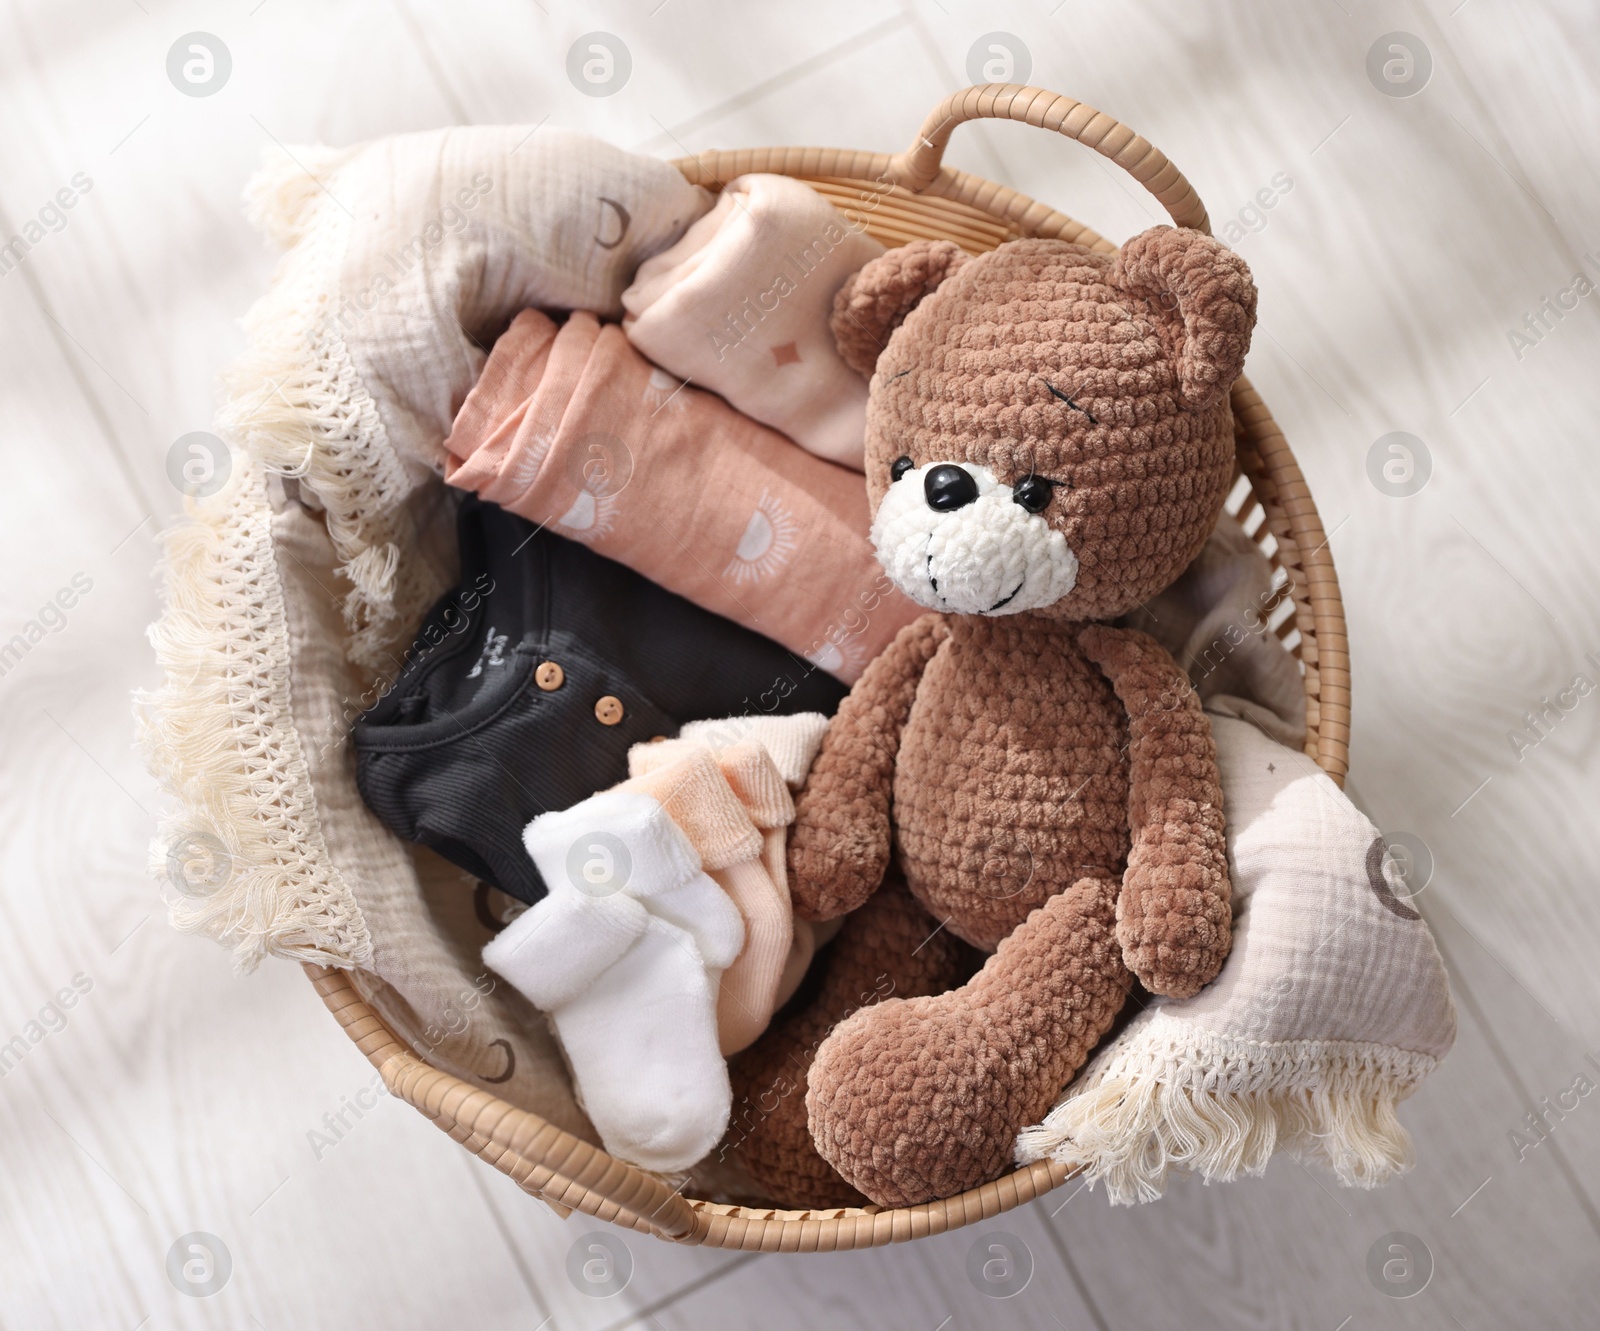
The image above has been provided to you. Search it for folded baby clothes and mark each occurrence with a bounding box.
[629,739,796,1054]
[1130,513,1308,747]
[441,308,922,683]
[485,791,741,1172]
[353,497,845,905]
[621,174,885,470]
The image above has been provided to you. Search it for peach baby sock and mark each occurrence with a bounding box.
[653,713,840,1013]
[621,748,789,1054]
[441,308,922,683]
[676,712,831,789]
[632,738,799,1055]
[709,739,797,916]
[621,174,885,470]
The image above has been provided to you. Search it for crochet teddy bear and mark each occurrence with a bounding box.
[731,225,1259,1209]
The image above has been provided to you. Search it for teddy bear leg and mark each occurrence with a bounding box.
[807,876,1131,1207]
[721,872,978,1209]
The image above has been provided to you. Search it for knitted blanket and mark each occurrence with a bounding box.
[140,126,714,1140]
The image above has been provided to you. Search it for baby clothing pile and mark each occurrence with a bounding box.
[354,497,847,903]
[355,173,890,1170]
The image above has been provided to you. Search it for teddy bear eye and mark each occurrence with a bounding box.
[1012,475,1055,514]
[890,456,915,482]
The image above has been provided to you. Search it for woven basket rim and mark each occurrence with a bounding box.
[312,84,1350,1250]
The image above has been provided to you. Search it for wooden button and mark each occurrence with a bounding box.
[534,661,564,691]
[594,695,625,726]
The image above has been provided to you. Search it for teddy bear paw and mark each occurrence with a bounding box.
[785,813,891,921]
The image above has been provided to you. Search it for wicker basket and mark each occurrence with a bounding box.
[306,84,1350,1252]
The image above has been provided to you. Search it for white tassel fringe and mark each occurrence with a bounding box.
[1014,1013,1436,1206]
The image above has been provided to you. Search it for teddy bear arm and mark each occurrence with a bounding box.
[787,614,948,920]
[1078,625,1232,999]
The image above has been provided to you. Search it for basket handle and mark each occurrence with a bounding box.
[887,84,1211,234]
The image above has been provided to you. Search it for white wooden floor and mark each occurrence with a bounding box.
[2,1,1597,1327]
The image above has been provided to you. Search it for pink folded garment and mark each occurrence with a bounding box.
[443,308,920,682]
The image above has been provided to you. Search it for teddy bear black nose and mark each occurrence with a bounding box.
[924,464,979,511]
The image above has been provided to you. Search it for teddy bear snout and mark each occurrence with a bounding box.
[923,464,979,511]
[870,461,1080,617]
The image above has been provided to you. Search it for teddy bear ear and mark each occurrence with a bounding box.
[829,240,969,378]
[1110,226,1258,409]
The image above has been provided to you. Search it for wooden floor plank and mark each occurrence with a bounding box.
[641,1204,1104,1331]
[1026,918,1600,1331]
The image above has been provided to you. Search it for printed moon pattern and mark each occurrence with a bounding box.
[725,491,798,584]
[555,488,618,542]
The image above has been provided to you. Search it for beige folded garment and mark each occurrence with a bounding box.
[622,174,885,470]
[1129,512,1308,747]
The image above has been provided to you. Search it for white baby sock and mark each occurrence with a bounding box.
[483,790,738,1172]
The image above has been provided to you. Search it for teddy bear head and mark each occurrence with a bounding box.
[830,228,1258,622]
